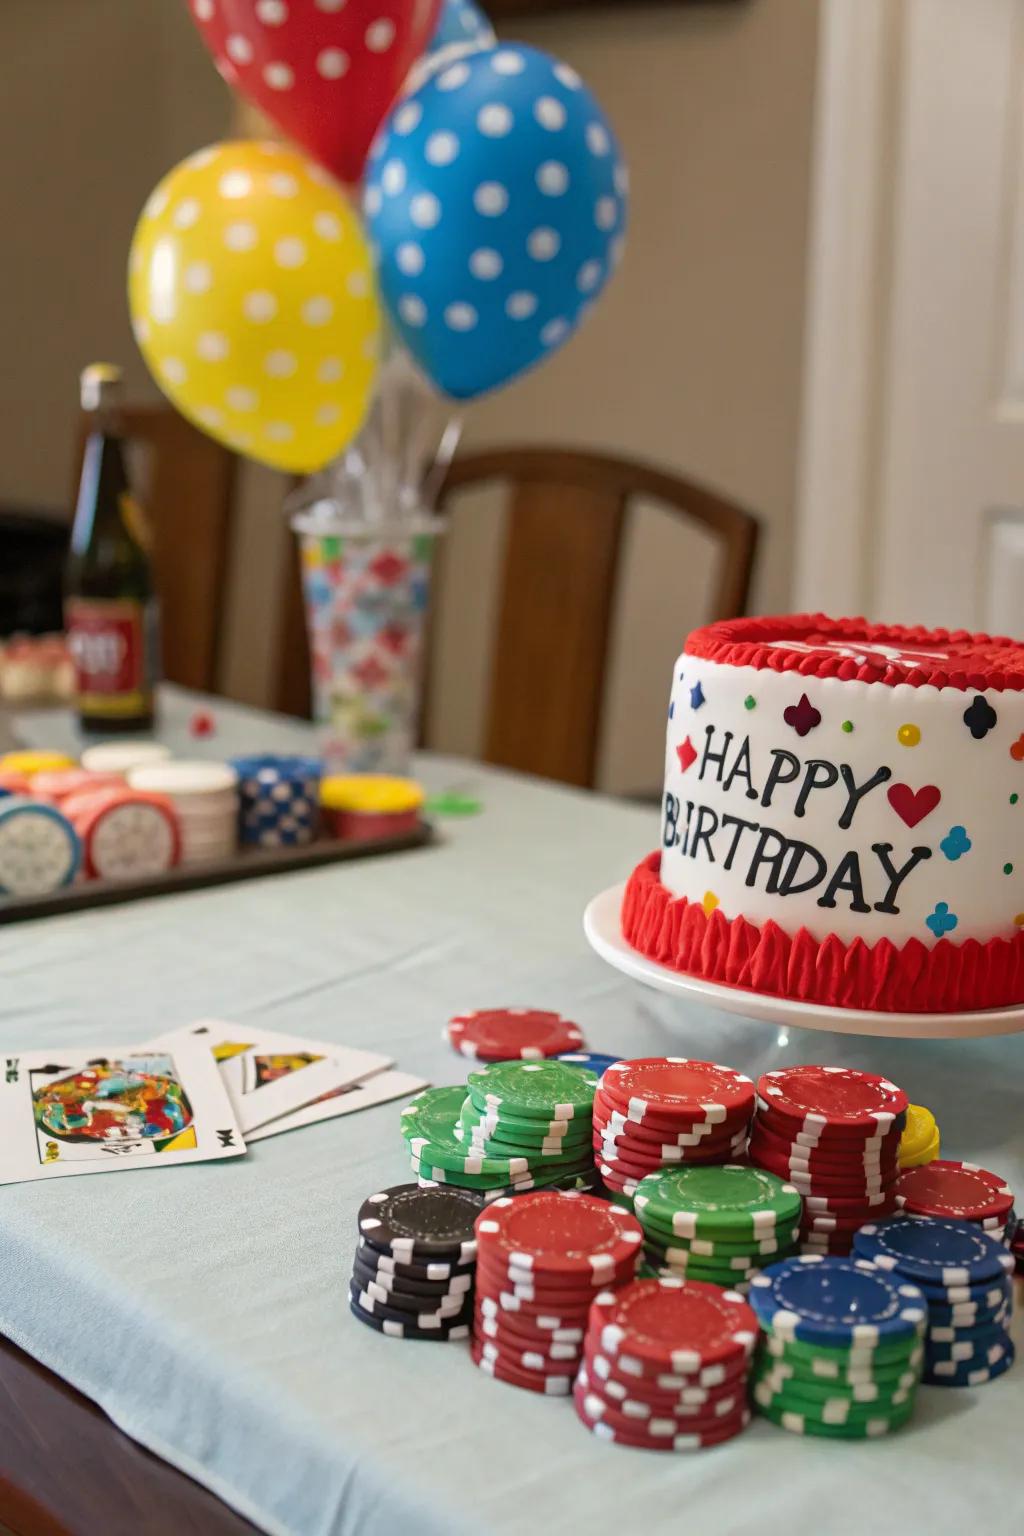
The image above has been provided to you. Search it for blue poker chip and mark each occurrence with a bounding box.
[926,1288,1012,1328]
[924,1322,1012,1360]
[747,1255,927,1349]
[230,754,322,849]
[555,1052,622,1077]
[853,1215,1015,1289]
[0,797,81,895]
[922,1336,1015,1387]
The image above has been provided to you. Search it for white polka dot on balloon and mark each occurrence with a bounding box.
[382,160,407,196]
[365,17,395,51]
[266,421,294,441]
[317,48,349,79]
[160,358,188,385]
[315,403,341,426]
[226,34,254,64]
[220,172,253,199]
[275,237,307,267]
[506,291,537,320]
[537,161,569,196]
[491,50,525,75]
[173,199,201,229]
[224,221,258,251]
[193,0,213,19]
[314,212,342,241]
[145,187,169,220]
[302,295,334,325]
[534,97,566,130]
[255,0,287,23]
[184,261,214,293]
[226,386,258,411]
[614,163,629,196]
[269,173,299,197]
[347,271,369,297]
[364,186,383,217]
[445,302,477,331]
[197,406,225,429]
[133,316,151,344]
[397,242,425,275]
[586,123,610,156]
[527,227,560,261]
[318,356,344,382]
[399,295,427,326]
[554,63,581,89]
[315,0,345,9]
[595,197,617,231]
[474,182,508,216]
[393,102,422,135]
[410,193,441,229]
[541,318,569,347]
[477,104,512,137]
[263,61,294,90]
[197,331,230,361]
[425,132,460,166]
[469,248,502,280]
[244,290,278,323]
[264,349,297,377]
[577,259,602,292]
[437,62,470,90]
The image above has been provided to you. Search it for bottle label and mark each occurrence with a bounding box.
[66,598,154,716]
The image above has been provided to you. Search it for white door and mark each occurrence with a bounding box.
[796,0,1024,637]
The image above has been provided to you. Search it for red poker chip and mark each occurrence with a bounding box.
[477,1252,637,1296]
[474,1307,585,1347]
[751,1115,898,1169]
[474,1190,643,1279]
[893,1160,1014,1223]
[748,1128,897,1179]
[446,1008,584,1062]
[593,1096,744,1144]
[802,1189,898,1216]
[756,1067,908,1134]
[472,1341,574,1395]
[582,1344,749,1407]
[477,1283,593,1319]
[756,1104,902,1151]
[63,785,182,880]
[474,1312,586,1355]
[475,1336,580,1376]
[589,1278,758,1372]
[576,1366,747,1434]
[595,1137,748,1183]
[30,768,124,803]
[749,1144,897,1196]
[476,1274,615,1312]
[598,1059,756,1124]
[573,1377,750,1449]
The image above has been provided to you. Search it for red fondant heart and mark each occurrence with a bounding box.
[887,782,941,828]
[1011,734,1024,762]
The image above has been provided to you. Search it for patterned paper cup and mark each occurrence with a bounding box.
[294,514,442,775]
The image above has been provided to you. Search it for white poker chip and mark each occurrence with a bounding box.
[81,741,172,776]
[0,798,81,896]
[127,761,238,796]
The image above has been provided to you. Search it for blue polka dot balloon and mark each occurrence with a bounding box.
[429,0,495,55]
[364,45,628,400]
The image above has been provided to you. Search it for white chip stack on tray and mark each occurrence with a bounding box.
[127,761,239,865]
[81,741,172,779]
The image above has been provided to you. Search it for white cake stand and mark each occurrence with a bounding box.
[583,883,1024,1041]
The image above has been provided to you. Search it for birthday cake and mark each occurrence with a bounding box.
[621,615,1024,1013]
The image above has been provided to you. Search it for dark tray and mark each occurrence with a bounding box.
[0,821,434,925]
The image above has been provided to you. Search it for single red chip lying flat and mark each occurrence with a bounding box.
[600,1058,755,1124]
[446,1008,584,1061]
[757,1067,908,1134]
[589,1277,758,1372]
[893,1160,1014,1224]
[475,1190,643,1280]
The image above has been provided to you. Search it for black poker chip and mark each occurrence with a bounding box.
[348,1299,472,1341]
[348,1280,473,1329]
[348,1272,472,1319]
[358,1183,484,1262]
[356,1234,476,1283]
[351,1251,473,1302]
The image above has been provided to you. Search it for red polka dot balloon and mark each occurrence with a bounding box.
[188,0,443,186]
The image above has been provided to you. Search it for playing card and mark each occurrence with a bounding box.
[245,1069,427,1142]
[153,1020,393,1134]
[0,1039,246,1186]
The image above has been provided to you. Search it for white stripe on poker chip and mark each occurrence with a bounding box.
[81,741,172,775]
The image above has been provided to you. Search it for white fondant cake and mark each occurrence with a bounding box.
[622,616,1024,1012]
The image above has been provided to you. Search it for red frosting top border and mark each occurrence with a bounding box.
[683,614,1024,692]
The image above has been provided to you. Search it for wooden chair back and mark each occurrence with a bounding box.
[437,447,758,789]
[73,406,237,694]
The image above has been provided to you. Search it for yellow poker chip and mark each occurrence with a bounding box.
[899,1133,941,1170]
[0,750,76,778]
[320,775,425,816]
[899,1104,938,1160]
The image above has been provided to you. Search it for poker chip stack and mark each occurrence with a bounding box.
[403,1062,599,1201]
[899,1103,940,1169]
[444,1007,584,1061]
[128,761,239,865]
[893,1159,1016,1246]
[853,1214,1016,1387]
[0,798,80,895]
[633,1164,802,1290]
[750,1067,908,1255]
[472,1190,643,1394]
[230,754,322,848]
[591,1058,757,1208]
[61,786,181,880]
[749,1254,927,1438]
[349,1183,481,1340]
[574,1277,757,1449]
[80,741,172,778]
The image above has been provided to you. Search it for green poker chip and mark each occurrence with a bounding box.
[459,1101,592,1148]
[412,1155,593,1191]
[752,1358,921,1409]
[758,1345,924,1393]
[633,1164,802,1239]
[753,1380,917,1436]
[761,1330,923,1373]
[641,1219,802,1259]
[467,1060,597,1120]
[456,1131,591,1166]
[402,1087,534,1178]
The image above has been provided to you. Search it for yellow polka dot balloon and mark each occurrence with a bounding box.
[128,141,380,474]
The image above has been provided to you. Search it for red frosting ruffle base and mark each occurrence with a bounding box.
[621,852,1024,1014]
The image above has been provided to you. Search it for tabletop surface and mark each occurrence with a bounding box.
[2,688,1022,1536]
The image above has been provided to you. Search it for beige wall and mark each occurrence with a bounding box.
[0,2,817,795]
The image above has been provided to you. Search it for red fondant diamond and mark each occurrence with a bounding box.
[676,736,698,773]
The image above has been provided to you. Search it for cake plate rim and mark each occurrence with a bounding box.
[583,882,1024,1040]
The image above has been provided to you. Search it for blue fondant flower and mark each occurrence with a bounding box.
[939,825,972,861]
[690,681,705,710]
[926,902,958,938]
[963,694,997,739]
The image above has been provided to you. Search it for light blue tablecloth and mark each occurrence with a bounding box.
[2,690,1022,1535]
